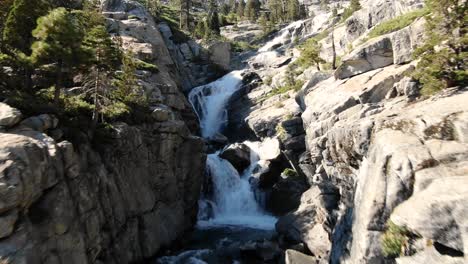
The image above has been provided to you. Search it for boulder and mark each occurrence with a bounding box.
[335,36,393,79]
[19,114,58,132]
[219,143,252,173]
[267,173,309,215]
[285,249,318,264]
[208,42,231,71]
[0,103,22,128]
[276,184,339,259]
[151,105,172,122]
[390,176,468,254]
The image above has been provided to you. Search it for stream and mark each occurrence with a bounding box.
[156,70,278,264]
[155,20,316,263]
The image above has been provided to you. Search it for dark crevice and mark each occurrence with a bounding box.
[433,242,464,257]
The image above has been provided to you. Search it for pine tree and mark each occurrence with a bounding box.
[245,0,260,21]
[30,8,86,104]
[286,0,300,21]
[237,0,245,19]
[114,50,144,105]
[0,0,14,36]
[296,38,325,71]
[349,0,361,11]
[268,0,283,23]
[413,0,467,95]
[2,0,49,54]
[194,19,206,39]
[179,0,190,30]
[229,0,237,13]
[82,25,121,126]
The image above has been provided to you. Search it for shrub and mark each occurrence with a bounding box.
[381,222,411,258]
[282,168,298,177]
[231,41,258,52]
[135,59,159,73]
[412,0,467,95]
[368,8,429,39]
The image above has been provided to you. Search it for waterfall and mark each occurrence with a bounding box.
[189,71,276,230]
[188,70,244,139]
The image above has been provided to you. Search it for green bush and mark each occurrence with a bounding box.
[135,59,159,73]
[231,41,258,52]
[381,222,411,258]
[368,8,429,39]
[282,168,298,177]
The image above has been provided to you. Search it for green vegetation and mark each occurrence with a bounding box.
[412,0,467,95]
[381,222,412,258]
[231,41,258,52]
[295,38,326,71]
[368,8,429,38]
[340,0,361,22]
[282,168,298,177]
[135,59,159,73]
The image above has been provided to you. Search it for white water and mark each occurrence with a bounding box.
[197,153,276,230]
[188,70,244,138]
[188,70,276,230]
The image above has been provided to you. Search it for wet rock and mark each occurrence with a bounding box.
[267,172,309,215]
[219,143,251,173]
[239,240,282,262]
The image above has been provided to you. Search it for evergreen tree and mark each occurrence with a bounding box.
[349,0,361,11]
[268,0,283,23]
[179,0,190,30]
[114,50,144,105]
[413,0,467,95]
[229,0,237,13]
[286,0,300,21]
[296,38,325,71]
[208,10,221,35]
[245,0,261,21]
[194,19,206,39]
[2,0,49,54]
[30,8,86,104]
[0,0,14,36]
[237,0,245,19]
[82,25,121,126]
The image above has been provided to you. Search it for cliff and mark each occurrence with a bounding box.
[0,0,207,263]
[224,0,468,263]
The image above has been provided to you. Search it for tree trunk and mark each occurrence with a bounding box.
[54,59,63,106]
[331,26,337,70]
[92,68,100,129]
[316,63,320,71]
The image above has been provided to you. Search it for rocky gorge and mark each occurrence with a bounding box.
[0,0,467,264]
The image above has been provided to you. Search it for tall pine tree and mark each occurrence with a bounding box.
[30,8,86,104]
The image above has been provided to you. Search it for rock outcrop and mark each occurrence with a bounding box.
[0,1,207,263]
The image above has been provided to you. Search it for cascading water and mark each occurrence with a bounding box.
[188,70,244,139]
[188,70,276,230]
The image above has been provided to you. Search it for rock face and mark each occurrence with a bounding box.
[0,103,22,128]
[298,63,468,263]
[0,1,207,263]
[207,41,231,71]
[335,36,394,79]
[219,143,251,173]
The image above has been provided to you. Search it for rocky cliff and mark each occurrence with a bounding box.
[0,1,207,263]
[224,0,468,263]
